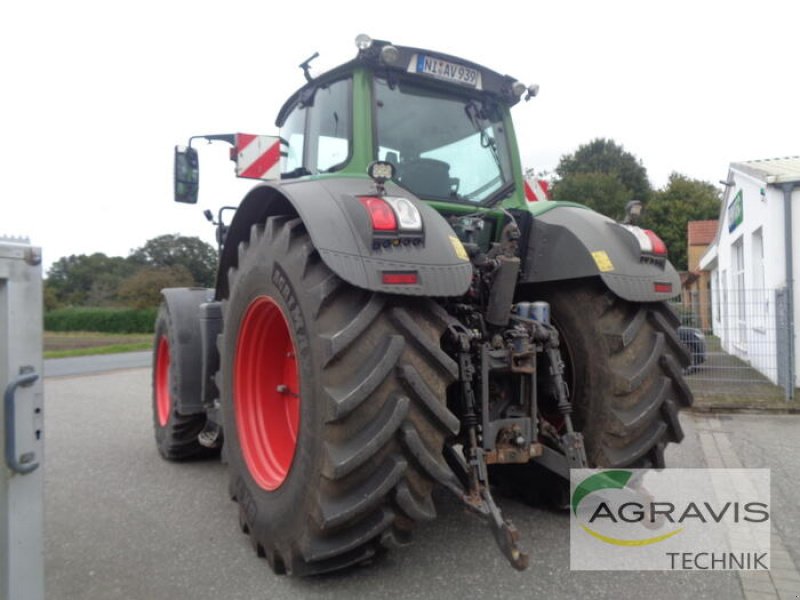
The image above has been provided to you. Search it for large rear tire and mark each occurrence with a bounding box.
[220,216,459,575]
[152,304,211,460]
[543,279,693,468]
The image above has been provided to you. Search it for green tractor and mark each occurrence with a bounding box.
[153,35,692,575]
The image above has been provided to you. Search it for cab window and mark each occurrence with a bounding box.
[307,78,351,172]
[279,77,351,177]
[280,107,305,175]
[374,77,512,203]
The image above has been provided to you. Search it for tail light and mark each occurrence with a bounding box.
[382,271,418,285]
[654,282,673,293]
[622,225,668,258]
[359,196,423,232]
[360,197,397,231]
[642,229,667,256]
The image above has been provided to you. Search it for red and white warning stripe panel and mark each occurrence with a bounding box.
[524,178,551,202]
[234,133,282,180]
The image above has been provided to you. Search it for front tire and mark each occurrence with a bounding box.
[220,216,459,575]
[151,304,211,460]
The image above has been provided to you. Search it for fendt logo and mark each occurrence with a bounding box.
[569,469,771,571]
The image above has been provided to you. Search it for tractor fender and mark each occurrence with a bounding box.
[520,204,681,302]
[159,287,215,415]
[215,177,472,299]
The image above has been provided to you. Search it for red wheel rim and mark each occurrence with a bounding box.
[155,335,171,427]
[234,296,300,491]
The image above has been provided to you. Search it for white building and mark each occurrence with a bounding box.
[700,157,800,391]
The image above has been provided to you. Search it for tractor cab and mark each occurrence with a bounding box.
[276,35,536,208]
[175,35,538,212]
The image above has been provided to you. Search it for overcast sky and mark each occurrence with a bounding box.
[3,0,798,273]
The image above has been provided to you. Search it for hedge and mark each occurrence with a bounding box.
[45,307,157,334]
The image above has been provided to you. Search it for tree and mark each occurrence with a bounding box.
[640,173,721,271]
[552,138,652,218]
[117,265,195,309]
[130,234,217,287]
[550,172,630,220]
[44,234,216,310]
[43,284,60,312]
[46,253,136,307]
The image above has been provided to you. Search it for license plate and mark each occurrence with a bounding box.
[410,54,482,89]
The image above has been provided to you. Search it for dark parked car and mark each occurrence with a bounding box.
[678,326,706,372]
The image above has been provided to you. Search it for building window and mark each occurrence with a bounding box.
[732,238,746,351]
[713,270,720,324]
[751,228,767,332]
[721,269,728,345]
[752,228,765,290]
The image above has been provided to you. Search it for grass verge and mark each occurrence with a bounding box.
[45,343,152,359]
[44,332,152,359]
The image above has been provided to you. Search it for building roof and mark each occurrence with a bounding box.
[731,156,800,185]
[699,241,717,270]
[699,156,799,271]
[688,220,718,246]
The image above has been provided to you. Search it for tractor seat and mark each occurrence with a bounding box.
[399,158,451,198]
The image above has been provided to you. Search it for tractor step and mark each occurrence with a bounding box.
[198,422,222,449]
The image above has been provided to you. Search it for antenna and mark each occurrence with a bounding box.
[299,52,320,82]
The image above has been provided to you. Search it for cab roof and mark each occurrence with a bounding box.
[276,39,523,126]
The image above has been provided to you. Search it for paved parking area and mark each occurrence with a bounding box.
[697,415,800,599]
[43,351,149,378]
[43,367,799,599]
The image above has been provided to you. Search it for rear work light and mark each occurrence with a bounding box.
[383,196,422,231]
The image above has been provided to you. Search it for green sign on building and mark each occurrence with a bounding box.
[728,189,743,233]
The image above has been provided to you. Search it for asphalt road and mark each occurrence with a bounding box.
[716,414,800,564]
[42,367,799,600]
[44,351,150,378]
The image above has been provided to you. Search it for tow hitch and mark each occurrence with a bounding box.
[443,319,588,571]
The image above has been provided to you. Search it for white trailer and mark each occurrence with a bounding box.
[0,236,44,600]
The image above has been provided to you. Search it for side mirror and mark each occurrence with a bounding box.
[174,145,199,204]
